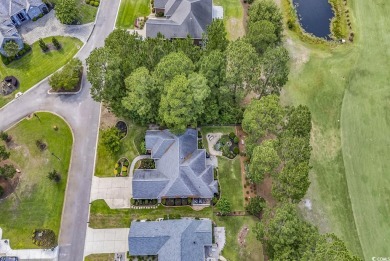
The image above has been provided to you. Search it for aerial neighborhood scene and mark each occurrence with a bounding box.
[0,0,388,259]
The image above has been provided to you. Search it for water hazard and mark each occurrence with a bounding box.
[293,0,334,39]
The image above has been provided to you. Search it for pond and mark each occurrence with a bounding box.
[293,0,334,39]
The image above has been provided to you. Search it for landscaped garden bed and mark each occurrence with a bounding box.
[114,158,129,176]
[214,132,240,159]
[115,121,128,139]
[137,158,155,169]
[162,198,192,206]
[131,198,158,206]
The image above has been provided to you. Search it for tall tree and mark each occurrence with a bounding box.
[246,20,278,54]
[260,46,290,95]
[248,0,283,40]
[101,127,121,154]
[255,203,318,260]
[3,40,20,57]
[272,161,311,202]
[159,75,197,134]
[285,105,312,137]
[278,134,311,163]
[246,196,266,216]
[122,67,158,124]
[55,0,79,24]
[49,58,82,91]
[87,47,109,102]
[187,73,211,119]
[249,140,280,183]
[302,233,362,261]
[173,36,201,63]
[152,52,195,88]
[0,145,10,161]
[242,94,284,138]
[203,19,228,53]
[225,40,259,101]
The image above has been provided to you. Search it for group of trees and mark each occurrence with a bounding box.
[255,203,360,260]
[49,58,83,91]
[86,0,289,133]
[243,95,311,203]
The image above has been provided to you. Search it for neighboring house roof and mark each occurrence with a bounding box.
[128,219,213,261]
[0,0,45,16]
[146,0,213,39]
[132,129,218,199]
[154,0,169,9]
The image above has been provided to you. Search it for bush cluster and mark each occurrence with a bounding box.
[32,229,57,248]
[86,0,99,6]
[32,13,44,21]
[161,198,192,206]
[131,198,158,206]
[1,44,31,65]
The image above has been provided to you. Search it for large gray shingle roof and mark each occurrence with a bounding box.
[0,0,44,16]
[132,129,218,199]
[146,0,212,39]
[128,219,212,261]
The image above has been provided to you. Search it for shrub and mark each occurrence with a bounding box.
[163,214,168,220]
[36,139,47,151]
[0,164,16,179]
[32,17,37,21]
[130,198,135,205]
[233,147,239,155]
[140,141,147,154]
[233,136,239,144]
[161,198,166,205]
[32,229,57,248]
[229,132,236,139]
[246,196,266,216]
[52,37,61,50]
[212,196,218,205]
[47,170,61,182]
[86,0,90,3]
[94,2,99,6]
[38,13,43,18]
[0,186,4,197]
[101,127,121,154]
[156,11,164,17]
[122,166,128,172]
[174,198,182,206]
[38,38,48,52]
[187,198,192,205]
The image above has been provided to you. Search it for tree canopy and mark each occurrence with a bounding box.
[246,20,278,54]
[242,95,284,138]
[49,58,82,91]
[55,0,79,24]
[101,127,121,154]
[246,196,266,216]
[249,140,280,183]
[3,40,20,57]
[0,145,10,161]
[285,105,312,137]
[203,19,228,53]
[216,198,232,215]
[248,0,283,40]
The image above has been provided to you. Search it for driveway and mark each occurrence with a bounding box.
[20,11,94,44]
[90,176,132,208]
[0,0,121,260]
[84,228,129,256]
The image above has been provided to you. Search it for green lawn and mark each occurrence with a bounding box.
[79,3,98,24]
[282,0,390,258]
[95,123,147,177]
[116,0,150,29]
[214,0,244,40]
[0,37,82,108]
[219,157,244,211]
[84,254,115,261]
[0,112,73,249]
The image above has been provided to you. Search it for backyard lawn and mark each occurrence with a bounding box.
[282,0,390,258]
[95,123,147,177]
[0,112,73,249]
[214,0,245,40]
[0,37,82,108]
[116,0,150,29]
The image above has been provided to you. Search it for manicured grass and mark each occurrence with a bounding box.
[214,0,245,40]
[116,0,150,29]
[218,157,244,211]
[282,0,390,258]
[95,123,147,177]
[215,216,263,261]
[85,254,115,261]
[0,37,82,107]
[0,112,73,249]
[89,200,214,228]
[79,3,98,24]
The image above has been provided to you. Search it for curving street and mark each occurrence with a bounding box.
[0,0,121,260]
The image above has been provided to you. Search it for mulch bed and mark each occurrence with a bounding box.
[238,225,249,247]
[115,121,128,138]
[0,160,21,200]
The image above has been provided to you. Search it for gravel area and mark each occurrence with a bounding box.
[20,11,94,44]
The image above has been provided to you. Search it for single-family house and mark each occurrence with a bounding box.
[132,129,218,205]
[128,219,218,261]
[0,0,48,56]
[146,0,223,44]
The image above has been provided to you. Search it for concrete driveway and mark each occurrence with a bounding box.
[84,228,129,256]
[90,176,132,208]
[0,0,122,260]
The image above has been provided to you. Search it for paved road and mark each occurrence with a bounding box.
[0,0,121,260]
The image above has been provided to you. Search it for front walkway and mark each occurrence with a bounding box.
[20,11,94,44]
[84,228,129,256]
[0,228,58,260]
[90,176,132,209]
